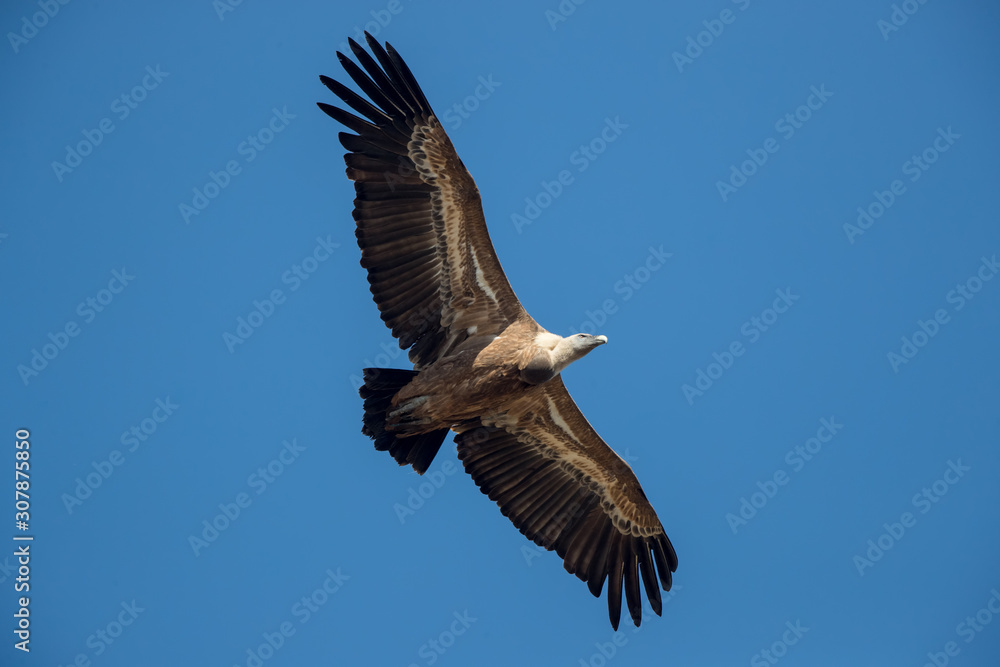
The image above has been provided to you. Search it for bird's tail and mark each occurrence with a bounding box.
[358,368,449,475]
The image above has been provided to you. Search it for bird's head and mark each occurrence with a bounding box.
[552,333,608,370]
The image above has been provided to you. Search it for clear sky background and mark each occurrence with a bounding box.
[2,1,999,665]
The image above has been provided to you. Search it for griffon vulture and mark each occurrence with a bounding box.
[318,33,677,630]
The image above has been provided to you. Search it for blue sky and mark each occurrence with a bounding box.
[2,1,999,665]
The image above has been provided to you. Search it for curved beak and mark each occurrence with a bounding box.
[595,335,608,345]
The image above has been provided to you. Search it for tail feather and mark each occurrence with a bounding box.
[358,368,449,474]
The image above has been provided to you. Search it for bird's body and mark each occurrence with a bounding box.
[393,323,602,426]
[319,33,677,630]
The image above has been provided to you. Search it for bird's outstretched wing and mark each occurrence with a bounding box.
[454,376,677,629]
[319,33,528,369]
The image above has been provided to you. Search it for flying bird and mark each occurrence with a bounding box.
[318,33,677,630]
